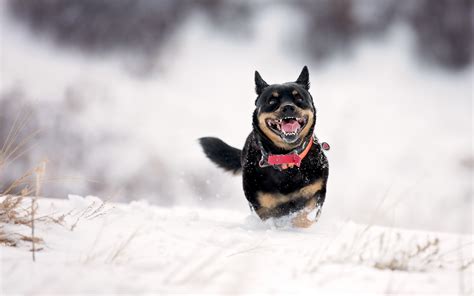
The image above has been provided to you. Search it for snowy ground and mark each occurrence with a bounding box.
[1,196,472,294]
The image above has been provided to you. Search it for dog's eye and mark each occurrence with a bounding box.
[293,90,303,102]
[268,98,278,105]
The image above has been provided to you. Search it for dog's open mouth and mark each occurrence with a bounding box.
[266,116,307,143]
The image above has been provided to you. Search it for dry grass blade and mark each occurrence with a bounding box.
[0,107,37,171]
[0,194,37,247]
[106,228,140,263]
[0,195,31,225]
[0,107,46,251]
[31,161,46,261]
[68,199,111,231]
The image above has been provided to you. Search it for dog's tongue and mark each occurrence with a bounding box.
[281,119,300,133]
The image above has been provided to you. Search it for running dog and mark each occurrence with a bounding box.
[199,66,329,227]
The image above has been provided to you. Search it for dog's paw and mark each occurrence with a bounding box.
[291,200,322,228]
[291,212,314,228]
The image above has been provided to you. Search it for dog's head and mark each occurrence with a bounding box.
[253,66,316,151]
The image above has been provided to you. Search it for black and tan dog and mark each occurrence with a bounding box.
[199,66,329,227]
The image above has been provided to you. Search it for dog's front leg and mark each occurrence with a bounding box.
[291,198,321,228]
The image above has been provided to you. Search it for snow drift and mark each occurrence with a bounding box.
[1,196,472,294]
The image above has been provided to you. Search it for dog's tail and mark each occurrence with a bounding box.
[199,137,242,174]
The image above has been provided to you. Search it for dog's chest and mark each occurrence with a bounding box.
[241,134,328,220]
[243,147,323,193]
[261,166,317,194]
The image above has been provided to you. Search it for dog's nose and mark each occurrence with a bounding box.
[281,104,296,114]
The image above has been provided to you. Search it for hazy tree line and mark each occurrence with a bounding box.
[8,0,472,70]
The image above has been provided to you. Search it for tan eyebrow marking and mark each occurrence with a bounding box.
[272,91,279,97]
[292,90,298,96]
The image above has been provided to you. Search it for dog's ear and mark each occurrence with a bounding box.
[255,70,269,95]
[295,66,310,90]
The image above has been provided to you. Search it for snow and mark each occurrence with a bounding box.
[1,196,472,294]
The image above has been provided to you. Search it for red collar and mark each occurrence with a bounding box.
[258,135,330,170]
[258,137,314,170]
[258,136,330,170]
[267,139,313,169]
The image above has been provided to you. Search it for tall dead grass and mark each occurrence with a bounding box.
[0,109,52,259]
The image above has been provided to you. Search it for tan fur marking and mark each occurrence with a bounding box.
[298,179,323,197]
[256,178,324,211]
[299,109,314,140]
[257,112,294,150]
[291,198,317,228]
[292,90,298,96]
[272,91,279,97]
[258,192,289,209]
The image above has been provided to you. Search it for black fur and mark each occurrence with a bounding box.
[199,137,242,174]
[200,66,329,225]
[295,65,310,90]
[254,70,269,95]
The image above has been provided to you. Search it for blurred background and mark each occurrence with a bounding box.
[0,0,472,233]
